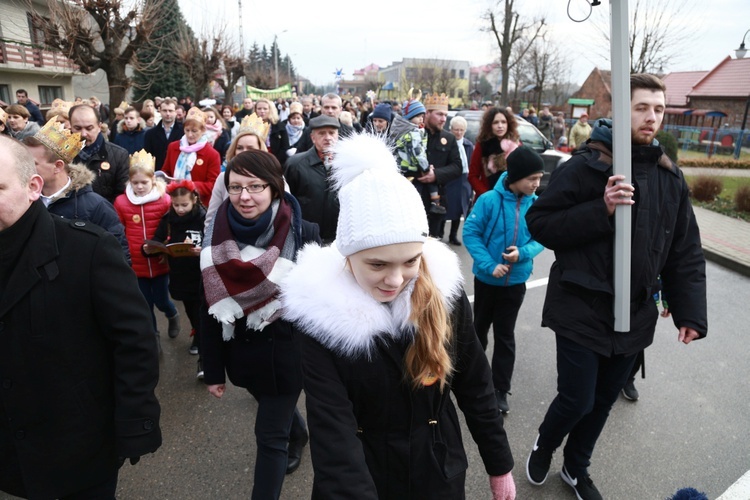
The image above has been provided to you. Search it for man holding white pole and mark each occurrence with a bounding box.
[523,74,707,500]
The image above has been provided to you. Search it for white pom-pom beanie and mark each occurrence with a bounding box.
[332,134,429,257]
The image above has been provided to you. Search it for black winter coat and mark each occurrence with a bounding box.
[301,292,513,500]
[201,214,320,396]
[424,128,462,212]
[0,202,161,500]
[526,141,708,356]
[76,138,130,203]
[144,121,184,171]
[284,148,339,242]
[152,205,206,301]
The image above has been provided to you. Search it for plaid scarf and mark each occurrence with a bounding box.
[201,196,297,339]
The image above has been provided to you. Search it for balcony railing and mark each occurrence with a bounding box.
[0,39,77,71]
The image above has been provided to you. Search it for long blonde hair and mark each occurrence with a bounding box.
[405,258,453,391]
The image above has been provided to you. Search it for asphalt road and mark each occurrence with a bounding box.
[2,234,747,500]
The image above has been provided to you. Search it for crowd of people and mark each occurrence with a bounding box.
[0,73,708,500]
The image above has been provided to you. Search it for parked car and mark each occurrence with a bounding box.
[445,110,571,192]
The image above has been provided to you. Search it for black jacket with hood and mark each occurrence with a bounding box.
[526,119,707,356]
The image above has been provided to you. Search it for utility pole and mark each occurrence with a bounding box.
[274,34,279,89]
[238,0,246,98]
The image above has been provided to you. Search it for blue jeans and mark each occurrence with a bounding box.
[137,275,178,330]
[538,334,637,475]
[250,391,307,500]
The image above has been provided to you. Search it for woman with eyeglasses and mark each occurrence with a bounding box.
[200,149,320,499]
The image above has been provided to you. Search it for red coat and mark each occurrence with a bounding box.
[468,141,492,197]
[114,188,171,278]
[162,141,221,206]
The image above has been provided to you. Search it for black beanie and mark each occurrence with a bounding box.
[506,145,544,184]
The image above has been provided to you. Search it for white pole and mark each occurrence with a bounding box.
[238,0,246,99]
[611,0,632,332]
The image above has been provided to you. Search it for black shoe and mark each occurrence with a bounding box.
[286,434,309,474]
[495,390,510,414]
[526,434,555,486]
[167,313,181,338]
[429,202,447,215]
[448,237,462,246]
[621,379,639,401]
[560,464,603,500]
[196,360,204,380]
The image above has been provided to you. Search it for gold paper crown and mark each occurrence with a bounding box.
[424,93,450,111]
[239,113,270,140]
[129,149,156,171]
[34,118,85,164]
[50,99,73,116]
[0,107,7,125]
[115,101,129,112]
[185,107,206,126]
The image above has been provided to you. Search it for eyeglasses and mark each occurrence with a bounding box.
[227,184,269,195]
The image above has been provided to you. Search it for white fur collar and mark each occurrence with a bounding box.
[280,238,463,359]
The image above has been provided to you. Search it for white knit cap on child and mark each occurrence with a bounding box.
[332,134,429,257]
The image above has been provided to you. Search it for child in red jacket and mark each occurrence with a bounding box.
[114,150,180,351]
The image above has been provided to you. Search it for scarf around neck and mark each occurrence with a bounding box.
[285,122,304,146]
[201,194,299,339]
[76,133,105,162]
[175,135,208,180]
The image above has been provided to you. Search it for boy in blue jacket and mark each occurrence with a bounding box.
[463,145,545,414]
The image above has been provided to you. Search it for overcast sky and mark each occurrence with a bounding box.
[179,0,750,89]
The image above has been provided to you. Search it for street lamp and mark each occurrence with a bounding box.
[735,29,750,59]
[274,30,288,89]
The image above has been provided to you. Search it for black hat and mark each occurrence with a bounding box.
[309,115,340,130]
[506,145,544,184]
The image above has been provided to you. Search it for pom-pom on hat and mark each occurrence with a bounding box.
[332,134,428,257]
[505,145,544,185]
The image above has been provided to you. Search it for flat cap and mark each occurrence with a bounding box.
[309,115,340,130]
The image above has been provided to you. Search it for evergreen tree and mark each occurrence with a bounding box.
[132,0,195,101]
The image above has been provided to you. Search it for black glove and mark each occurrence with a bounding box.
[117,456,141,468]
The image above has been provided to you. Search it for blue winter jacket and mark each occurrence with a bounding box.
[463,171,544,286]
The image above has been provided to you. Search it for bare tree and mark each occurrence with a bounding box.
[528,37,570,109]
[484,0,546,102]
[593,0,694,74]
[215,52,245,106]
[28,0,164,112]
[175,29,224,103]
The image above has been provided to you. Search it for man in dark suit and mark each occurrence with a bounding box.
[0,135,161,500]
[293,93,353,154]
[144,97,184,171]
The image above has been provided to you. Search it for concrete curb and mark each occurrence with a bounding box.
[702,247,750,278]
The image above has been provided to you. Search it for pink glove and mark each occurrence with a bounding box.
[490,472,516,500]
[501,138,519,159]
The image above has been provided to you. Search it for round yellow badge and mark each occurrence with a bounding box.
[440,137,447,145]
[132,214,141,223]
[422,373,438,386]
[100,162,111,171]
[196,159,204,166]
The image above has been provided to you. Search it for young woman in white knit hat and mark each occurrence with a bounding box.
[281,134,516,499]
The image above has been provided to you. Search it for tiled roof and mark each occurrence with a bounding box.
[662,71,709,106]
[689,56,750,98]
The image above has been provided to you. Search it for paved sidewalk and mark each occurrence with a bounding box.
[681,167,750,178]
[693,206,750,276]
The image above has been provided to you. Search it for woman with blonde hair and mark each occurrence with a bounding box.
[281,134,516,500]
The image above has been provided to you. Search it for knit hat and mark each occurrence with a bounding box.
[371,103,392,122]
[288,102,303,116]
[403,100,426,120]
[332,134,428,256]
[505,145,544,185]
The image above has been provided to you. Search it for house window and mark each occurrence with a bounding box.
[421,68,435,81]
[459,69,465,79]
[38,85,63,105]
[451,69,456,79]
[458,89,464,98]
[26,13,46,67]
[405,67,418,82]
[0,84,10,104]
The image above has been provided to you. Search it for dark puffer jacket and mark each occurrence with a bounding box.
[47,163,130,263]
[526,120,707,356]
